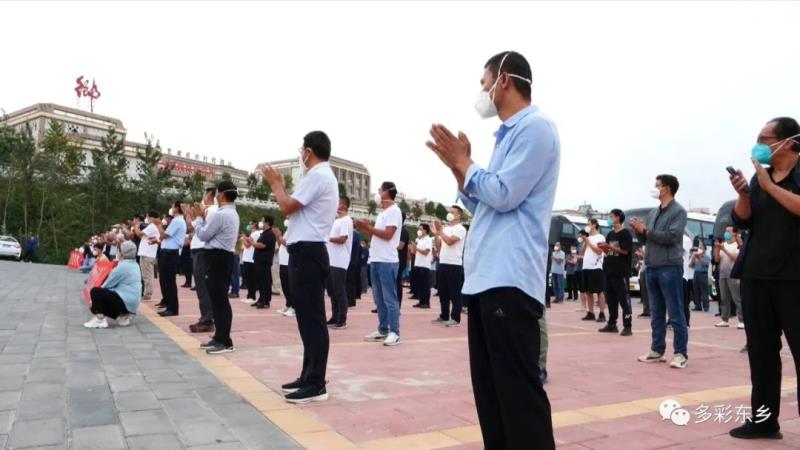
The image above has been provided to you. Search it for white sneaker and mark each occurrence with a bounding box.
[737,322,745,330]
[283,307,296,317]
[383,332,401,346]
[637,350,666,363]
[715,321,730,328]
[117,315,132,327]
[244,299,257,305]
[277,307,288,315]
[83,317,108,329]
[364,331,387,342]
[670,354,688,369]
[444,320,460,327]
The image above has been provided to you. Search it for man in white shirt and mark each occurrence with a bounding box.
[412,224,434,309]
[714,226,744,328]
[276,222,295,317]
[681,234,695,328]
[326,196,353,329]
[133,210,160,301]
[355,182,403,346]
[262,131,338,404]
[241,221,260,304]
[580,218,607,322]
[187,187,219,333]
[432,206,467,326]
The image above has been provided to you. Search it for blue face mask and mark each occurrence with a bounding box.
[723,231,732,241]
[751,134,800,165]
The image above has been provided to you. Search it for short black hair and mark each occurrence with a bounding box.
[340,196,351,208]
[217,180,238,201]
[380,181,398,200]
[135,214,145,222]
[588,218,599,230]
[656,174,680,196]
[769,117,800,152]
[205,187,217,197]
[147,210,159,219]
[420,224,431,233]
[303,131,331,161]
[262,216,274,227]
[172,201,183,214]
[610,209,625,223]
[579,229,589,237]
[484,51,532,101]
[451,205,463,214]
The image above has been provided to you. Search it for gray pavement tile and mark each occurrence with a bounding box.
[0,391,22,411]
[228,425,299,450]
[119,409,174,436]
[126,433,184,450]
[207,403,268,427]
[0,411,15,434]
[27,367,66,382]
[108,375,148,393]
[196,387,242,405]
[161,398,217,423]
[67,386,117,428]
[134,358,168,370]
[8,418,65,448]
[31,356,66,369]
[143,368,183,383]
[113,390,161,412]
[70,424,126,450]
[3,345,36,355]
[66,370,106,388]
[0,364,30,377]
[0,354,33,364]
[175,419,237,447]
[150,382,196,400]
[0,376,25,392]
[17,383,66,420]
[189,442,248,450]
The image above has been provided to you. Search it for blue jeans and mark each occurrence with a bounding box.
[646,266,688,357]
[230,255,240,294]
[551,273,565,301]
[371,262,400,335]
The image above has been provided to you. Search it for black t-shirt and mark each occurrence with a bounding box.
[254,229,276,264]
[603,228,633,277]
[398,227,409,269]
[742,169,800,280]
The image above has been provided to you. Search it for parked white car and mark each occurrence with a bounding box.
[0,236,22,261]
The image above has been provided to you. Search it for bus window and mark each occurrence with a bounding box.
[561,223,575,237]
[686,219,702,239]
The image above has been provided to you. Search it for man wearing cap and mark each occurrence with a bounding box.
[192,180,241,355]
[84,241,142,329]
[426,50,558,449]
[262,131,339,404]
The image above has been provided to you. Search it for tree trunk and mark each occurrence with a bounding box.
[37,189,46,238]
[1,180,13,234]
[50,207,59,256]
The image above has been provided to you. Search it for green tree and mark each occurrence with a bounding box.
[435,203,448,220]
[284,174,294,193]
[134,133,173,210]
[1,124,36,236]
[88,127,128,230]
[367,200,377,215]
[411,203,423,219]
[399,199,410,215]
[245,172,272,201]
[338,182,348,198]
[220,171,232,181]
[183,171,206,202]
[424,201,436,216]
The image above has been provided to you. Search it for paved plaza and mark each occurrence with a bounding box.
[0,260,798,449]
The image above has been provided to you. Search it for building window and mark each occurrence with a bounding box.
[67,124,80,134]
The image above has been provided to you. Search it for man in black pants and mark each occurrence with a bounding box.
[346,230,362,305]
[728,116,800,440]
[251,216,276,309]
[193,181,240,354]
[599,209,634,336]
[426,50,556,449]
[262,130,338,404]
[326,197,353,329]
[432,206,467,327]
[396,215,409,308]
[155,202,187,317]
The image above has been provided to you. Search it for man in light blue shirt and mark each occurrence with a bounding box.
[551,243,566,303]
[156,202,186,316]
[426,51,558,450]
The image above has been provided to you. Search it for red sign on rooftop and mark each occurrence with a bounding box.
[75,76,101,112]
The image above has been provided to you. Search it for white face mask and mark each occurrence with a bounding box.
[284,219,290,227]
[213,197,220,207]
[298,148,310,171]
[258,221,265,230]
[373,192,383,204]
[161,219,168,227]
[650,187,662,199]
[474,52,532,120]
[446,213,455,222]
[584,226,591,233]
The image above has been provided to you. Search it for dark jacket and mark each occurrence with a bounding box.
[636,200,687,268]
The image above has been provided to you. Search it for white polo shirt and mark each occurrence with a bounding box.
[190,205,218,250]
[327,216,353,269]
[414,235,433,269]
[439,224,467,266]
[137,223,159,258]
[287,162,338,245]
[242,230,260,263]
[369,204,402,264]
[582,233,606,270]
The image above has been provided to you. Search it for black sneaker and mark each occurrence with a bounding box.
[326,319,337,326]
[255,302,269,309]
[598,324,618,333]
[620,328,633,336]
[281,378,304,394]
[418,303,430,309]
[206,343,235,355]
[285,385,328,404]
[200,339,219,349]
[729,422,782,440]
[638,312,650,318]
[596,313,606,322]
[331,323,348,330]
[581,313,596,321]
[371,309,377,314]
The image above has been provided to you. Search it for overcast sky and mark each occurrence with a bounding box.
[2,1,798,213]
